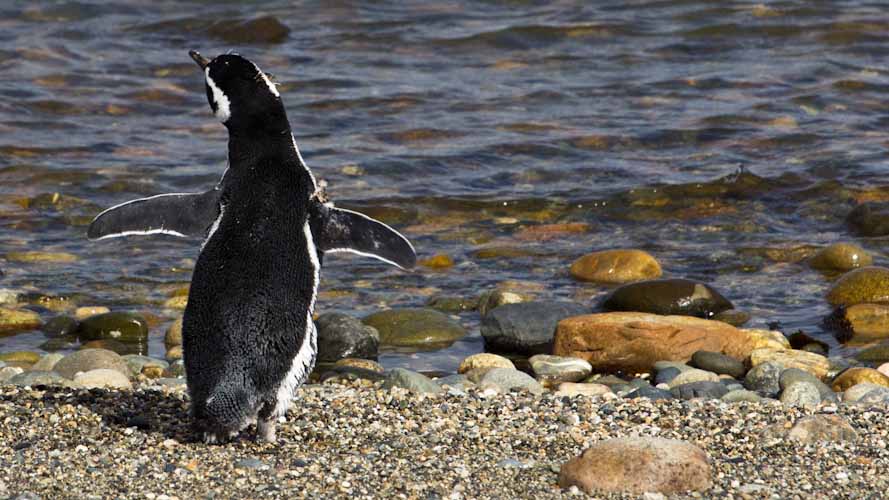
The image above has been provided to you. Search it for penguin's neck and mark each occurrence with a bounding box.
[227,126,292,165]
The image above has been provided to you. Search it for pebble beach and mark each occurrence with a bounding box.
[3,382,889,500]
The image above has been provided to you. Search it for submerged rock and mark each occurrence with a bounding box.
[827,267,889,307]
[0,307,42,333]
[809,243,872,272]
[569,249,662,284]
[363,308,465,349]
[316,313,379,361]
[847,202,889,237]
[42,315,78,338]
[77,312,149,344]
[601,279,733,318]
[826,303,889,343]
[481,301,587,355]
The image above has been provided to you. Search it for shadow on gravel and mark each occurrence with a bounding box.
[33,386,195,442]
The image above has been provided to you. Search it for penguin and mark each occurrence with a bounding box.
[88,50,416,444]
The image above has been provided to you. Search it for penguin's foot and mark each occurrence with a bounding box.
[257,418,277,444]
[201,429,239,444]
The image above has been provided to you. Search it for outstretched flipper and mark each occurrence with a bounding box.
[310,201,416,270]
[88,190,222,241]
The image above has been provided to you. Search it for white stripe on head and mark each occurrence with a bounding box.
[205,68,231,122]
[252,63,280,98]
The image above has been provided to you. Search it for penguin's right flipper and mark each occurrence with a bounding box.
[87,190,222,241]
[310,202,417,270]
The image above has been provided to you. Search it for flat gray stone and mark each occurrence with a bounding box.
[382,368,442,394]
[479,368,544,395]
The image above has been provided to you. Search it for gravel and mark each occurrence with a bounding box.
[0,383,888,498]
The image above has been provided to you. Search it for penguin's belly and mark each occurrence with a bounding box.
[182,219,319,422]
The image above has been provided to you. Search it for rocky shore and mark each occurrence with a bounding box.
[4,243,889,496]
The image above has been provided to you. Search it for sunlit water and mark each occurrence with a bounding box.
[2,1,889,372]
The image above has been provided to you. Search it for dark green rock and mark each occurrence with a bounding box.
[847,202,889,237]
[855,342,889,363]
[712,309,750,327]
[363,308,466,349]
[601,279,733,318]
[426,295,478,313]
[670,381,728,400]
[76,312,149,344]
[38,335,77,351]
[42,316,78,338]
[690,351,746,379]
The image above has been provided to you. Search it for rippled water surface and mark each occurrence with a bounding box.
[3,0,889,372]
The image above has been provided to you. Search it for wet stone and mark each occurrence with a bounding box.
[426,294,478,313]
[847,202,889,237]
[165,317,182,347]
[39,335,77,352]
[316,312,380,362]
[0,308,42,334]
[481,301,587,355]
[569,249,662,284]
[827,303,889,343]
[334,358,384,373]
[42,316,78,338]
[809,243,872,272]
[712,309,750,327]
[601,279,733,318]
[0,351,41,364]
[826,267,889,307]
[670,381,728,400]
[854,342,889,362]
[363,308,466,349]
[77,312,149,344]
[832,367,889,392]
[122,355,169,378]
[690,350,747,379]
[476,289,524,317]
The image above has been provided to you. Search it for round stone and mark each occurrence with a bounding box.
[381,368,441,394]
[53,348,130,380]
[77,312,149,344]
[478,368,544,395]
[569,249,662,284]
[363,308,466,349]
[744,362,784,397]
[721,389,763,403]
[0,308,42,334]
[670,381,728,400]
[476,289,524,317]
[481,301,587,355]
[690,351,746,379]
[601,279,733,319]
[458,353,515,374]
[9,370,72,387]
[780,381,821,407]
[31,353,64,372]
[827,266,889,307]
[316,312,380,361]
[74,306,110,320]
[809,243,872,272]
[559,437,711,494]
[42,316,78,338]
[74,369,133,389]
[529,354,592,383]
[832,367,889,392]
[667,368,720,388]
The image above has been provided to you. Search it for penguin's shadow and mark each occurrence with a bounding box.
[38,385,196,443]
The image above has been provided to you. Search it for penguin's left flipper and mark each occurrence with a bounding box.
[87,190,221,241]
[311,202,417,270]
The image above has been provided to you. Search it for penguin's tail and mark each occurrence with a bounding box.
[192,385,257,443]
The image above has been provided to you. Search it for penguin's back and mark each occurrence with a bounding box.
[183,163,317,428]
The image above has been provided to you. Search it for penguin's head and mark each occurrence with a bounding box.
[189,50,287,133]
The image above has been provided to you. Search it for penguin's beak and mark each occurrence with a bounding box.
[189,50,209,70]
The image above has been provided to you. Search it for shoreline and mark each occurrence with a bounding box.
[2,382,888,499]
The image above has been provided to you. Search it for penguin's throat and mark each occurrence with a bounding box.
[227,131,292,163]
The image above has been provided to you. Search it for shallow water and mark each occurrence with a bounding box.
[2,1,889,372]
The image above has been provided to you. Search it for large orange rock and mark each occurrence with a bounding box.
[553,312,753,373]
